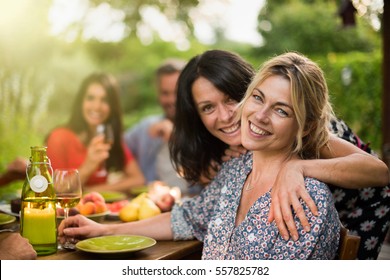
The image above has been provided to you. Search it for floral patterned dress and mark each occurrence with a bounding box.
[329,118,390,259]
[171,152,340,260]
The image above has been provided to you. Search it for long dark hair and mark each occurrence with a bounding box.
[67,72,125,171]
[169,50,255,183]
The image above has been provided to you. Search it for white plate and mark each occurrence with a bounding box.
[0,204,19,217]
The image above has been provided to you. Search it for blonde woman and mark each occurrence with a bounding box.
[60,52,342,259]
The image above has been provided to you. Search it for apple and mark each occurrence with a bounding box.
[155,193,175,212]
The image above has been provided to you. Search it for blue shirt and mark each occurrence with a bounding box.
[171,152,340,260]
[124,115,164,183]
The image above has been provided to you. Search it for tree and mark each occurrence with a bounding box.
[256,0,380,55]
[51,0,199,44]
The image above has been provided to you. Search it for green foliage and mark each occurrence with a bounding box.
[59,0,200,42]
[0,69,52,169]
[257,1,380,56]
[317,51,382,151]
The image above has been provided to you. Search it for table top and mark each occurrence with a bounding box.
[38,239,203,260]
[0,208,203,260]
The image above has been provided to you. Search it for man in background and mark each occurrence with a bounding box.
[124,59,199,196]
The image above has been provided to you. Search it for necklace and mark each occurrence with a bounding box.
[245,183,254,191]
[245,173,254,191]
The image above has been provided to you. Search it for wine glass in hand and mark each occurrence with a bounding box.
[96,124,114,145]
[54,168,82,249]
[96,124,114,176]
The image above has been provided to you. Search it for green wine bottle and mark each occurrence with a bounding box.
[20,146,57,256]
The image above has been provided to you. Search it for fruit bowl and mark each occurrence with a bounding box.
[57,211,110,223]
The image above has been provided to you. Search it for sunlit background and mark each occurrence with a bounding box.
[0,0,386,198]
[48,0,264,48]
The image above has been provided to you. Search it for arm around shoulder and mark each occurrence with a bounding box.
[306,135,389,188]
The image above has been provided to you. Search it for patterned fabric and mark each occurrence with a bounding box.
[171,152,340,260]
[329,118,390,259]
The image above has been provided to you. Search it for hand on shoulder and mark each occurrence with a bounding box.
[148,119,173,142]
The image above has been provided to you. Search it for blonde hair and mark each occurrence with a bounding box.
[239,52,334,159]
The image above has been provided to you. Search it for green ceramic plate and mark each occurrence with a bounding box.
[98,191,127,203]
[0,213,17,225]
[76,235,156,254]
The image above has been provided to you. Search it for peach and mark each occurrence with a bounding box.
[79,201,96,215]
[81,192,105,204]
[95,201,108,214]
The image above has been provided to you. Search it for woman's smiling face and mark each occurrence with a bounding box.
[192,77,241,146]
[82,82,111,130]
[241,75,298,155]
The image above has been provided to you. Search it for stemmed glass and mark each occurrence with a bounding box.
[96,124,114,145]
[54,168,82,249]
[96,124,114,176]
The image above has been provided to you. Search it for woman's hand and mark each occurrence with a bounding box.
[221,145,247,162]
[85,135,111,167]
[58,214,105,243]
[199,145,247,186]
[78,135,111,184]
[268,159,318,241]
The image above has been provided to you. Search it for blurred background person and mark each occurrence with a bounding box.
[124,59,200,196]
[46,72,145,195]
[0,157,27,187]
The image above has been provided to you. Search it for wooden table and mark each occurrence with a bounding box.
[38,239,203,260]
[0,212,203,260]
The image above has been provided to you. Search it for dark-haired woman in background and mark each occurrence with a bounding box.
[46,73,145,194]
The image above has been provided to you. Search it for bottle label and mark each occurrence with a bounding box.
[30,175,49,193]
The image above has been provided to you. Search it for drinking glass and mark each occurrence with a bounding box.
[54,168,82,249]
[96,124,114,145]
[96,124,114,177]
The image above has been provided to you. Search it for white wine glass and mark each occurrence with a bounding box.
[54,168,82,250]
[96,124,114,145]
[96,124,114,176]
